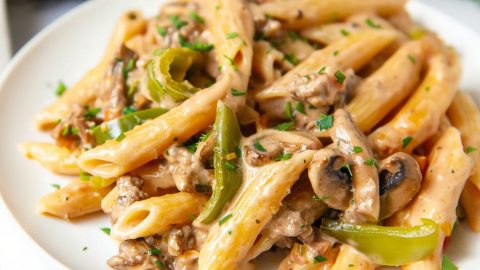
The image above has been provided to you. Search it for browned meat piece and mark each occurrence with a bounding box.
[101,45,138,121]
[108,239,170,270]
[288,68,356,109]
[111,175,148,223]
[164,146,214,192]
[167,225,196,257]
[52,104,94,148]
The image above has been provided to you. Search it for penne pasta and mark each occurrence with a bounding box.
[255,29,398,101]
[347,38,428,132]
[111,192,208,240]
[447,92,480,189]
[460,181,480,232]
[19,142,80,175]
[78,0,254,178]
[34,11,147,130]
[387,127,473,269]
[255,0,406,30]
[197,150,314,270]
[38,179,113,219]
[369,50,461,157]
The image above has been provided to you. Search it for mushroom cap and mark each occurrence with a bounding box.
[308,148,353,210]
[378,152,422,220]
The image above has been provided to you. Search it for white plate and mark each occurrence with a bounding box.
[0,0,479,269]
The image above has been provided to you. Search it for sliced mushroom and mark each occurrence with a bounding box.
[196,132,215,168]
[328,109,380,224]
[378,152,422,220]
[243,130,321,167]
[308,147,352,210]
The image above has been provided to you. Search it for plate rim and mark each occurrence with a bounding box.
[0,0,480,269]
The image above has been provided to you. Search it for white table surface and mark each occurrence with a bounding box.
[0,0,480,269]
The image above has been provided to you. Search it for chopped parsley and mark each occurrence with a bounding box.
[425,86,431,92]
[402,136,413,149]
[304,74,311,80]
[224,161,237,171]
[116,133,126,142]
[313,255,328,264]
[364,158,376,167]
[122,106,136,115]
[179,35,214,52]
[170,15,187,29]
[80,171,91,181]
[189,11,205,24]
[254,140,267,152]
[275,121,295,131]
[284,53,299,65]
[55,81,67,96]
[274,152,293,161]
[342,163,353,177]
[227,230,232,235]
[51,184,61,190]
[318,66,327,74]
[157,26,167,36]
[123,59,136,78]
[61,126,78,137]
[287,31,307,42]
[348,264,355,267]
[316,114,334,130]
[154,259,166,269]
[100,227,111,235]
[313,195,329,201]
[335,70,346,84]
[407,54,416,63]
[353,146,363,153]
[466,146,478,153]
[333,50,339,56]
[219,214,233,225]
[231,88,246,96]
[365,18,381,29]
[183,137,200,153]
[84,107,101,120]
[226,32,239,39]
[82,246,88,251]
[441,255,457,270]
[340,29,350,36]
[295,102,306,115]
[148,248,162,255]
[223,54,238,70]
[285,101,294,120]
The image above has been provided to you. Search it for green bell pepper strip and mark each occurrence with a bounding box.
[321,219,440,266]
[147,47,201,102]
[91,107,168,145]
[196,102,242,224]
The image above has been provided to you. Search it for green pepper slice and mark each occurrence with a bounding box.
[92,107,168,145]
[147,48,201,102]
[321,219,440,266]
[197,102,242,224]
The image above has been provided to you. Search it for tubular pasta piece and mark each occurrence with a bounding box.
[111,192,208,240]
[19,142,80,175]
[347,39,428,132]
[197,150,314,270]
[38,179,113,219]
[256,0,406,30]
[369,50,461,157]
[255,29,398,101]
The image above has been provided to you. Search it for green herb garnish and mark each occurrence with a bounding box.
[335,70,346,84]
[275,121,295,131]
[316,114,334,130]
[55,81,67,96]
[402,136,413,148]
[219,214,233,225]
[231,88,246,96]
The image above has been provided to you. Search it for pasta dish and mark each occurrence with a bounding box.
[19,0,480,269]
